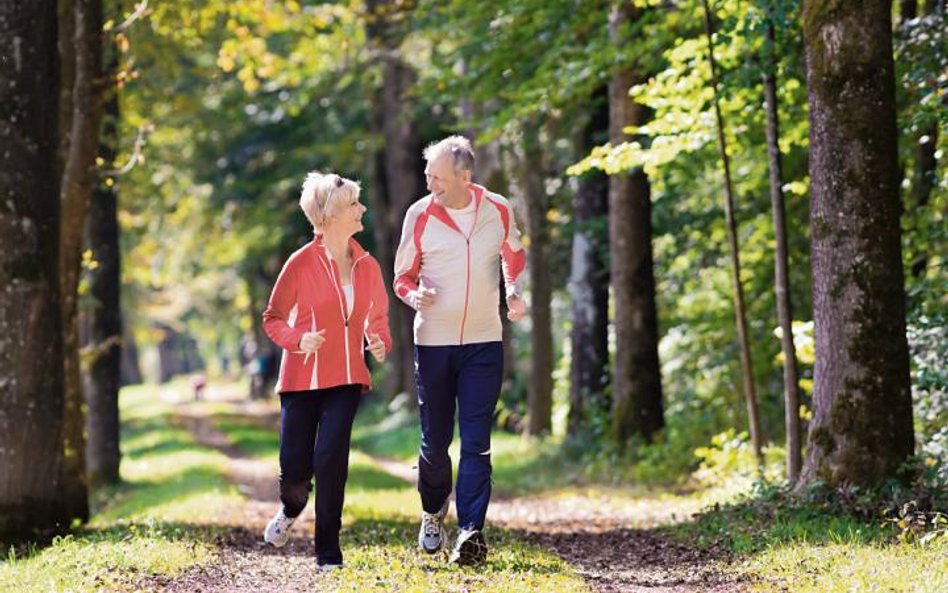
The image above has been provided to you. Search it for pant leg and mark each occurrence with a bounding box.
[455,342,503,530]
[278,391,320,517]
[312,384,362,566]
[415,345,458,514]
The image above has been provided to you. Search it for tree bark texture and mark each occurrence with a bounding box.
[609,2,665,446]
[59,0,106,523]
[82,83,122,488]
[762,18,802,484]
[0,0,69,537]
[522,122,554,436]
[568,88,610,437]
[799,0,915,487]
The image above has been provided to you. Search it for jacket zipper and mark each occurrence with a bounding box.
[319,249,368,385]
[457,197,479,345]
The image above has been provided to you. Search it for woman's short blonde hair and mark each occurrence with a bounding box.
[299,171,360,231]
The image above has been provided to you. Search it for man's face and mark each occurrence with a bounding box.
[425,154,468,202]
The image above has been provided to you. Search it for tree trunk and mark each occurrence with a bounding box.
[761,17,802,484]
[120,320,143,386]
[799,0,914,488]
[522,122,554,436]
[909,123,938,279]
[366,0,422,401]
[568,88,610,437]
[609,2,665,447]
[59,0,105,523]
[82,81,122,488]
[907,0,940,279]
[702,0,763,462]
[0,0,69,537]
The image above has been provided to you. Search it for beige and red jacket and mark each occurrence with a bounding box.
[393,183,526,346]
[263,235,391,393]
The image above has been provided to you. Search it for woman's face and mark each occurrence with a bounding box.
[327,192,366,236]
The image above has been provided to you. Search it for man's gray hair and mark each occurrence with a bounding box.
[423,135,475,174]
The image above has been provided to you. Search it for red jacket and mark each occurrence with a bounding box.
[263,235,391,393]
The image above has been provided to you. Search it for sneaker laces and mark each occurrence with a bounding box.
[421,511,442,537]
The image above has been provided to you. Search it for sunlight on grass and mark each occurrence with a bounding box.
[322,524,590,593]
[0,382,230,593]
[751,537,948,593]
[0,529,214,593]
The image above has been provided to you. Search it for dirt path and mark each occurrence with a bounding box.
[141,398,748,593]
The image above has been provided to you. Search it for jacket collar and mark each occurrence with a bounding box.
[311,233,368,262]
[425,183,486,233]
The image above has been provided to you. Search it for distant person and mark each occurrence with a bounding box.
[261,171,391,571]
[393,136,527,566]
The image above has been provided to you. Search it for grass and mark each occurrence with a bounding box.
[669,489,948,593]
[4,379,944,592]
[0,381,237,593]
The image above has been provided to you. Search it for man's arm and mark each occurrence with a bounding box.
[394,204,436,310]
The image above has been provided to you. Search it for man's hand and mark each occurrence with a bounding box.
[410,287,438,311]
[366,333,386,362]
[506,295,526,322]
[299,329,327,353]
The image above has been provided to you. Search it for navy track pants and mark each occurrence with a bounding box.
[415,341,503,530]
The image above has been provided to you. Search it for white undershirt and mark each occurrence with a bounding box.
[342,284,353,311]
[445,192,477,237]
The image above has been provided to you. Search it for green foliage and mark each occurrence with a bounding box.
[908,314,948,485]
[692,429,784,491]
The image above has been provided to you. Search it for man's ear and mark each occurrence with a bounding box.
[462,169,473,183]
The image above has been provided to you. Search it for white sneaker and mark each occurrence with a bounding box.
[418,499,449,554]
[263,508,297,548]
[449,527,488,566]
[319,563,343,572]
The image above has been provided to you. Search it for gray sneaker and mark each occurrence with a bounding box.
[417,499,449,554]
[449,527,488,566]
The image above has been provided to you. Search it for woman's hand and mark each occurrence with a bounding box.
[366,333,386,362]
[299,329,327,353]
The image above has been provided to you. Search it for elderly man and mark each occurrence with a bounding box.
[394,135,527,566]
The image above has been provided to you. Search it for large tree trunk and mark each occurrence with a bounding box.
[366,0,422,401]
[0,0,68,537]
[761,17,802,484]
[522,122,553,436]
[609,2,664,446]
[799,0,914,488]
[702,0,763,462]
[59,0,105,523]
[82,83,122,488]
[568,88,610,437]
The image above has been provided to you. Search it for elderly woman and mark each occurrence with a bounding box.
[261,171,391,571]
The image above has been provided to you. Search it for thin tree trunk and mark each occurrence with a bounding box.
[568,87,610,437]
[0,0,68,537]
[702,0,764,463]
[907,0,939,279]
[60,0,106,524]
[83,74,122,488]
[761,14,802,484]
[799,0,914,488]
[120,321,143,385]
[900,0,918,19]
[609,2,664,446]
[522,121,554,436]
[58,0,75,175]
[910,123,938,278]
